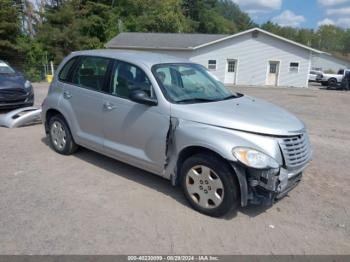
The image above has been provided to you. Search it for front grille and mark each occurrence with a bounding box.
[0,88,27,100]
[0,98,26,104]
[278,133,311,168]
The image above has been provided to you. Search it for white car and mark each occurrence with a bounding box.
[308,70,323,82]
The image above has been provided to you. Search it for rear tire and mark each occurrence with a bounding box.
[180,153,239,217]
[48,115,78,155]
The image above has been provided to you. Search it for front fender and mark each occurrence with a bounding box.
[172,119,282,163]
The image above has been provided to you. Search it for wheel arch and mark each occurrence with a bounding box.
[45,108,65,133]
[328,77,338,84]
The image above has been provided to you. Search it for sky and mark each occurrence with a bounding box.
[29,0,350,29]
[232,0,350,29]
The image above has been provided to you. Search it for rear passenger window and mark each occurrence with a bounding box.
[72,56,110,91]
[59,57,77,82]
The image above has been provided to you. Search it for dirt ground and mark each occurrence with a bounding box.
[0,82,349,255]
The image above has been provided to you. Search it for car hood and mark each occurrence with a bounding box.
[170,95,305,136]
[0,74,26,89]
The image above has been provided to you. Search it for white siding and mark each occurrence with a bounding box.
[116,32,314,88]
[312,53,350,73]
[162,32,311,88]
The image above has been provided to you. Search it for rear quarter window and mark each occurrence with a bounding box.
[58,57,78,82]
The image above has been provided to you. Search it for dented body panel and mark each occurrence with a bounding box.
[164,118,284,179]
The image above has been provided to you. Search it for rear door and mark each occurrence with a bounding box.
[102,60,169,174]
[59,56,112,151]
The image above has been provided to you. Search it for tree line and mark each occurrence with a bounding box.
[0,0,349,81]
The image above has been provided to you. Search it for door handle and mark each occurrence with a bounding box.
[63,91,72,99]
[103,102,117,111]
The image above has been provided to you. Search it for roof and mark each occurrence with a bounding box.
[106,28,324,54]
[70,49,189,68]
[106,32,229,50]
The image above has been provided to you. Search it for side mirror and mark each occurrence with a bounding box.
[129,90,157,106]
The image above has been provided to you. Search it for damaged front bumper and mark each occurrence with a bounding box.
[231,163,307,207]
[0,92,34,109]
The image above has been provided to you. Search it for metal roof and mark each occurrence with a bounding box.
[70,49,189,68]
[105,32,229,50]
[106,28,324,54]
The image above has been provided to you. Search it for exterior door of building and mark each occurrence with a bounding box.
[267,61,280,86]
[224,59,237,85]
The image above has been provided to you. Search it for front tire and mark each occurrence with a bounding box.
[180,153,239,217]
[48,115,78,155]
[328,78,337,87]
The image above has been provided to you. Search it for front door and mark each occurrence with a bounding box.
[102,60,169,174]
[224,59,237,85]
[267,61,280,86]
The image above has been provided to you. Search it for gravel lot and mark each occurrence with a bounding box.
[0,82,349,255]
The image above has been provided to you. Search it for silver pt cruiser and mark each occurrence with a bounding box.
[42,50,312,217]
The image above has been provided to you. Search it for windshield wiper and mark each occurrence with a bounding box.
[176,98,218,104]
[222,95,238,100]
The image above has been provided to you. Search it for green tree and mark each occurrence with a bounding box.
[0,0,21,62]
[17,36,46,81]
[181,0,253,34]
[37,0,116,63]
[342,29,350,54]
[318,25,345,52]
[115,0,188,33]
[216,0,256,31]
[37,1,82,64]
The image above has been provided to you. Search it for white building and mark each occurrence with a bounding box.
[312,53,350,73]
[106,28,325,88]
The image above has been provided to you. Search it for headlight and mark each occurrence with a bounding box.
[232,147,279,169]
[24,80,32,89]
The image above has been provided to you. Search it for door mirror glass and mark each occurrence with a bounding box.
[129,90,157,106]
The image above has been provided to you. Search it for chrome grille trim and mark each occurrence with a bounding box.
[278,133,311,169]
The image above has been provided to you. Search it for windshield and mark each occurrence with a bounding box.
[0,62,16,75]
[152,63,241,103]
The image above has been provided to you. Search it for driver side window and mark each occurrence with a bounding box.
[110,61,154,99]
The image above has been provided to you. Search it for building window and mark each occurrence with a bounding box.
[289,62,299,73]
[270,63,278,74]
[208,60,217,71]
[227,60,236,72]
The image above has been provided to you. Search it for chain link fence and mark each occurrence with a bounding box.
[12,63,58,82]
[1,59,58,82]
